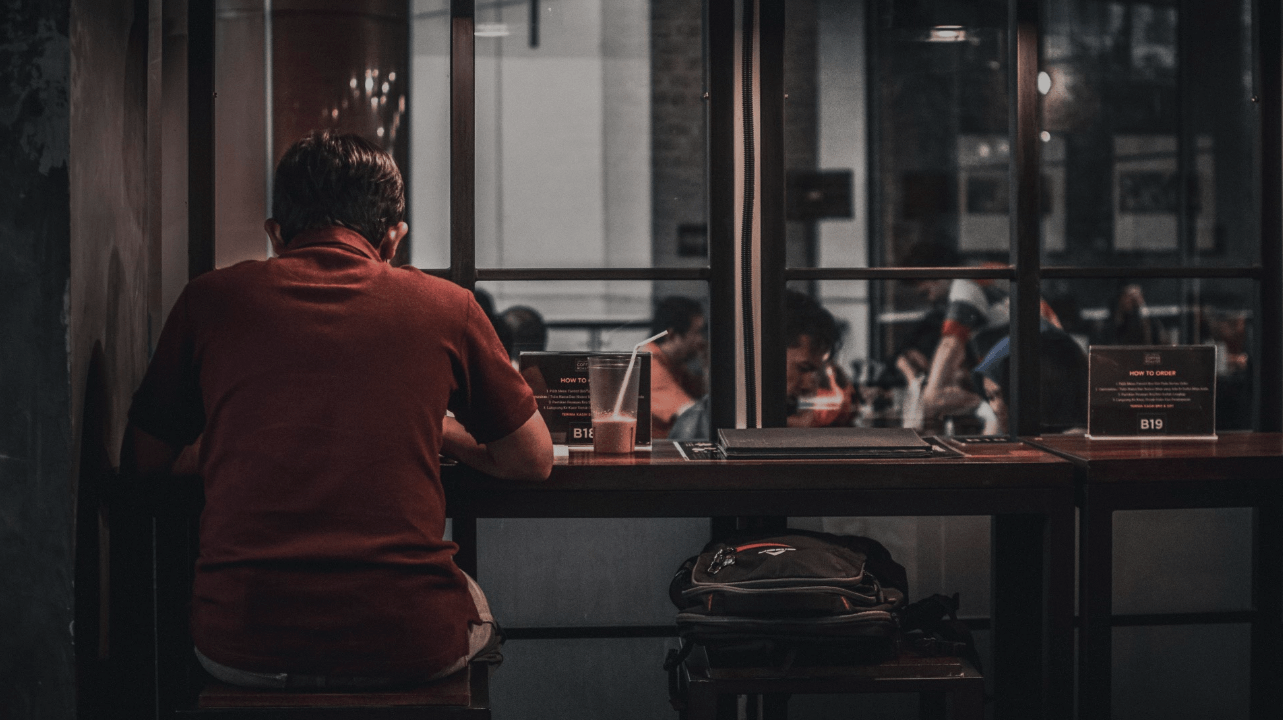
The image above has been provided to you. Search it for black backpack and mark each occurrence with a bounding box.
[665,529,908,671]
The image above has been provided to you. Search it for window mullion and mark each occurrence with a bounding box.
[450,0,476,291]
[1009,0,1042,437]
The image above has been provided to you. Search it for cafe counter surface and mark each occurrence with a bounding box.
[1025,431,1283,483]
[441,438,1073,519]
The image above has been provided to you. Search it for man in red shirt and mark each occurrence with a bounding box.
[121,132,552,688]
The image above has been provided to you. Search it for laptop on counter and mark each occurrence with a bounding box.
[716,427,935,460]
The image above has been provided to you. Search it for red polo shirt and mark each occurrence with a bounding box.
[128,227,536,678]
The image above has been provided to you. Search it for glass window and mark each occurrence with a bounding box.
[772,276,1259,436]
[477,279,709,442]
[858,0,1011,268]
[1042,277,1257,430]
[408,0,453,268]
[476,280,708,353]
[464,0,705,269]
[783,279,1018,436]
[1040,0,1258,267]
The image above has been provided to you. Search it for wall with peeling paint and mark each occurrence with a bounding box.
[1,2,76,718]
[2,0,156,717]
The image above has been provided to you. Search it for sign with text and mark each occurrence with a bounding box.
[518,352,652,446]
[1088,345,1217,439]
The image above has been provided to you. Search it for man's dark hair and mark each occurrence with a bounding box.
[652,296,704,337]
[785,289,840,355]
[272,131,405,247]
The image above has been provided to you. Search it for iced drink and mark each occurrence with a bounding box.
[593,415,637,454]
[588,354,642,453]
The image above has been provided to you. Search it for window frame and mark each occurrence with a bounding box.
[186,0,1281,435]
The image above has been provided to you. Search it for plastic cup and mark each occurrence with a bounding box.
[588,355,640,453]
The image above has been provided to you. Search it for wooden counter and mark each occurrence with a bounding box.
[1026,432,1283,720]
[443,438,1076,720]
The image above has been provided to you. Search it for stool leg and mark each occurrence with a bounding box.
[1251,491,1283,720]
[920,691,947,720]
[683,681,720,720]
[761,693,788,719]
[1079,489,1114,720]
[949,684,986,720]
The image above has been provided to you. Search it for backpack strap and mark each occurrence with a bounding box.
[664,641,696,711]
[898,593,984,674]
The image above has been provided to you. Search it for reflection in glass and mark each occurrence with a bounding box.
[786,1,1010,268]
[1040,0,1257,266]
[469,0,703,271]
[869,0,1010,268]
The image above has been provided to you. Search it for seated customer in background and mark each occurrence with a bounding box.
[782,290,845,428]
[899,241,1061,432]
[499,304,548,369]
[120,131,553,689]
[972,326,1088,435]
[898,242,1007,431]
[668,289,840,440]
[646,296,708,438]
[474,288,515,359]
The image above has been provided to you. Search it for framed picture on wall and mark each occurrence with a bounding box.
[956,134,1064,253]
[1112,134,1215,253]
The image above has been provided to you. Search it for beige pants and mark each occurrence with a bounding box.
[196,573,500,689]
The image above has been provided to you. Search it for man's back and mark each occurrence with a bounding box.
[130,226,536,679]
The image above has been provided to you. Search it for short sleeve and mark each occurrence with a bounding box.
[448,296,539,444]
[944,279,991,332]
[127,288,206,448]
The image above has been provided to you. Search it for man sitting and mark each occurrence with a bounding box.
[121,132,552,689]
[667,290,840,439]
[646,297,708,438]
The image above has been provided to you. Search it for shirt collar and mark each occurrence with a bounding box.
[284,226,382,261]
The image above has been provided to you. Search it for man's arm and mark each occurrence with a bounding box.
[443,410,553,482]
[920,334,980,422]
[117,423,184,499]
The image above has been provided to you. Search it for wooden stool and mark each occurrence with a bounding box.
[176,662,491,718]
[676,650,984,720]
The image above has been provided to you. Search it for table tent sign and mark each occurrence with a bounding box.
[519,352,653,447]
[1087,345,1217,440]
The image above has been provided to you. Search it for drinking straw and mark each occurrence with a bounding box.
[612,330,669,417]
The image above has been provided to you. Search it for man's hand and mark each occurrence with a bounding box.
[921,334,980,422]
[117,423,184,501]
[442,411,553,482]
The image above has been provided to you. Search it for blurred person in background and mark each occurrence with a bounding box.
[972,326,1088,435]
[645,297,708,438]
[499,305,548,369]
[782,289,843,428]
[898,241,1061,433]
[667,289,841,439]
[475,289,514,360]
[1107,283,1167,346]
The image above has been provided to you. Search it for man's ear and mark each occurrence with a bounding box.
[265,219,287,256]
[379,222,410,263]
